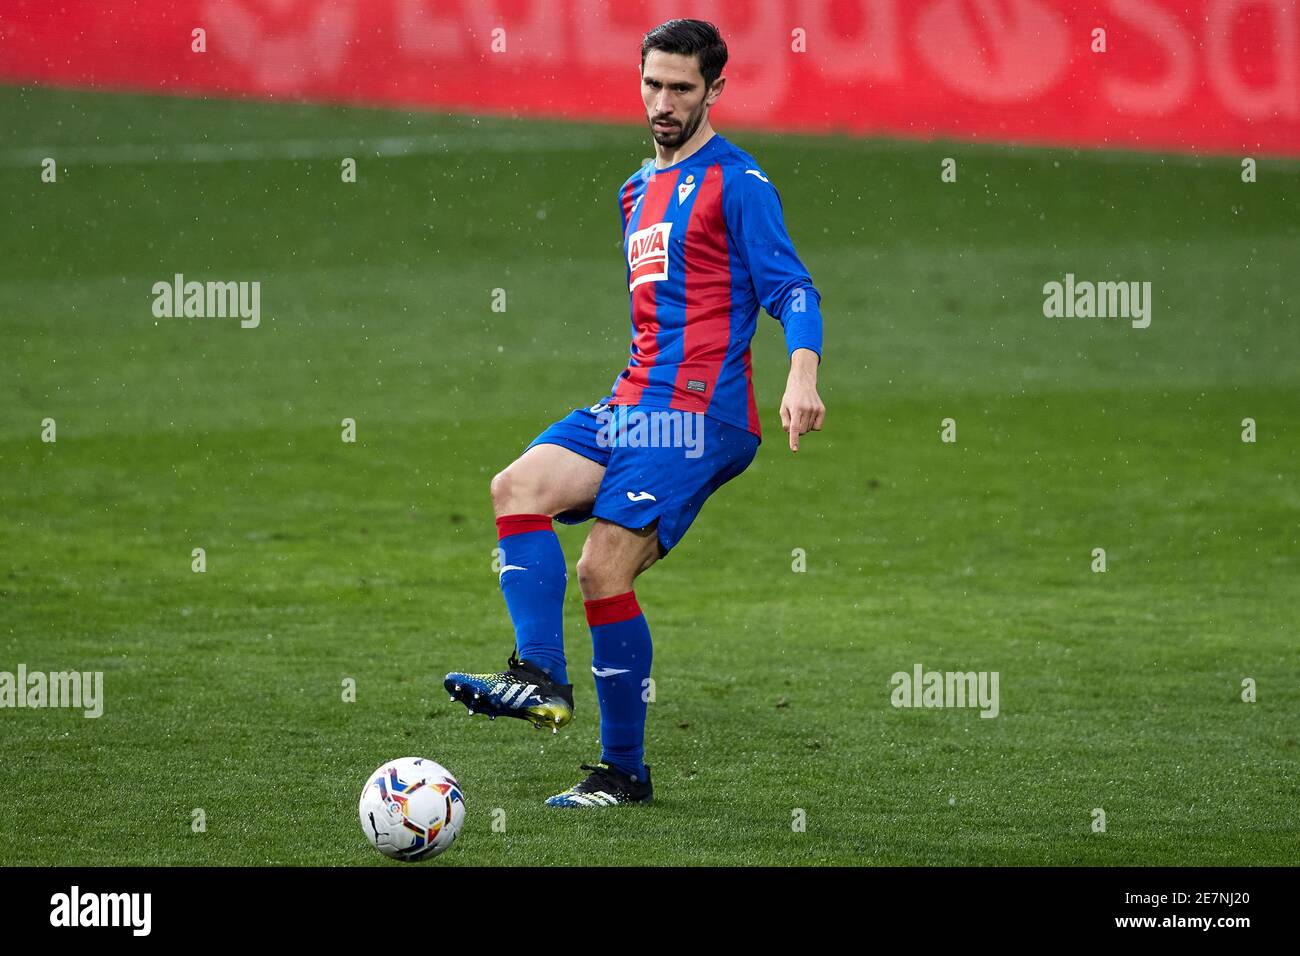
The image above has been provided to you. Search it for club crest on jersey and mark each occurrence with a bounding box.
[627,221,672,291]
[677,174,696,205]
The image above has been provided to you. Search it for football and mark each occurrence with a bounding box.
[358,757,466,861]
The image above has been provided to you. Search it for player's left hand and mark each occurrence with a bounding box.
[780,374,825,454]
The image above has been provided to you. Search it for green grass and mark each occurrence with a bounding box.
[0,86,1297,866]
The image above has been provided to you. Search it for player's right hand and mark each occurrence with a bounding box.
[779,379,825,453]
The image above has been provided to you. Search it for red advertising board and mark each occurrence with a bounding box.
[1,0,1296,156]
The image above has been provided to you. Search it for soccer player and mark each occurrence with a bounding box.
[444,18,825,807]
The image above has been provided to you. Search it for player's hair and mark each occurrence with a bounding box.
[640,19,728,89]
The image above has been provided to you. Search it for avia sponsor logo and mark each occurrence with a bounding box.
[627,221,671,291]
[50,885,151,936]
[596,405,704,459]
[0,664,103,718]
[890,663,999,718]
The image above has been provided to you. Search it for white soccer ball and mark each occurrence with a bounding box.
[358,757,466,861]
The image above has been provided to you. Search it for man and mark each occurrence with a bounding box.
[444,18,825,807]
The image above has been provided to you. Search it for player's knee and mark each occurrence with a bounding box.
[490,467,534,516]
[575,551,599,595]
[576,551,617,599]
[577,545,640,600]
[489,469,512,512]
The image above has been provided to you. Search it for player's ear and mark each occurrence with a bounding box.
[706,76,725,106]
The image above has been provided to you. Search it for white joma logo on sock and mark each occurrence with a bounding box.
[498,564,527,577]
[591,667,630,678]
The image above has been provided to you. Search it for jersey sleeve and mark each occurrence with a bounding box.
[723,167,824,359]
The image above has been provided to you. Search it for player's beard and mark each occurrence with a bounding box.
[648,101,706,149]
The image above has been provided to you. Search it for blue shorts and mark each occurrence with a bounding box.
[526,401,759,557]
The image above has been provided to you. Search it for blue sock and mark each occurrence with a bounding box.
[585,591,652,780]
[495,514,568,684]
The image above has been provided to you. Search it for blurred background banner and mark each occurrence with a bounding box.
[1,0,1297,155]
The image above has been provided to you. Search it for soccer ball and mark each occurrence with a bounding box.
[358,757,466,861]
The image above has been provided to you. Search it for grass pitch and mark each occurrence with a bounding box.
[0,86,1297,866]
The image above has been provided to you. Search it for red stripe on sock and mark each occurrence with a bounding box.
[584,591,642,627]
[495,513,553,538]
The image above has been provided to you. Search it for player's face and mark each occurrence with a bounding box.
[641,51,718,148]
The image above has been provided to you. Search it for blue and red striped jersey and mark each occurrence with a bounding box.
[604,132,823,439]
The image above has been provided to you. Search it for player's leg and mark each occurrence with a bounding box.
[576,517,661,598]
[488,442,604,688]
[489,441,605,518]
[545,410,759,807]
[545,520,658,806]
[444,416,608,732]
[577,521,659,772]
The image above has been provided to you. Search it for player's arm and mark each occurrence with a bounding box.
[726,168,826,453]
